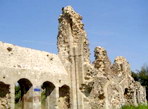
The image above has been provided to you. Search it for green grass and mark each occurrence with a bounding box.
[121,104,148,109]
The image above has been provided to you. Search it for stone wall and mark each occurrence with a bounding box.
[81,46,147,109]
[0,42,70,109]
[57,6,147,109]
[0,5,147,109]
[0,82,10,109]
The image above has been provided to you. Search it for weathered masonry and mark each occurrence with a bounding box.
[0,6,147,109]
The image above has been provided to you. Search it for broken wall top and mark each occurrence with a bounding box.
[57,6,90,63]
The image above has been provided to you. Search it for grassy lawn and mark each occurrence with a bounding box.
[121,104,148,109]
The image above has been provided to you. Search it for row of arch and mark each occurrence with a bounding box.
[0,78,70,109]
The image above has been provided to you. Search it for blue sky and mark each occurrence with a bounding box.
[0,0,148,71]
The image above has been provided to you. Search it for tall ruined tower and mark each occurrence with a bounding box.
[57,6,90,109]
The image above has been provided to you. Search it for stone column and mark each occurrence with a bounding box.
[70,47,78,109]
[55,86,59,109]
[10,84,15,109]
[74,46,84,109]
[47,88,57,109]
[33,86,41,109]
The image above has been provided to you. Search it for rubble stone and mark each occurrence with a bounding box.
[0,6,147,109]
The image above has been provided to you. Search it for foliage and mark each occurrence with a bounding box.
[41,89,46,104]
[121,104,148,109]
[15,85,47,104]
[132,64,148,100]
[15,85,21,103]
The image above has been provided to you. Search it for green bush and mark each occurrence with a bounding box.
[121,104,148,109]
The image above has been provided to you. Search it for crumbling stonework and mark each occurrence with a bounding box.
[0,94,11,109]
[0,6,147,109]
[58,85,70,109]
[93,46,111,73]
[57,6,90,73]
[57,6,147,109]
[0,82,11,109]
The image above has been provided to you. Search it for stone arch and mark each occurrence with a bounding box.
[0,81,10,109]
[15,78,33,109]
[58,85,70,109]
[104,81,124,109]
[123,80,138,106]
[41,81,56,109]
[123,86,137,105]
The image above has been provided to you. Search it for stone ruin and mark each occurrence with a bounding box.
[0,6,147,109]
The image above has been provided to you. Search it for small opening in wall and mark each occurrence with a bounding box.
[50,57,53,61]
[124,88,128,95]
[7,47,12,52]
[98,93,105,99]
[17,65,21,68]
[3,76,5,79]
[120,64,123,71]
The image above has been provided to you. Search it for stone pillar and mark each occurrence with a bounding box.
[22,87,33,109]
[10,84,15,109]
[55,86,59,109]
[47,88,56,109]
[70,47,78,109]
[74,46,84,109]
[33,86,41,109]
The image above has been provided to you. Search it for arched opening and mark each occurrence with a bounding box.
[41,81,55,109]
[124,88,128,97]
[15,78,33,109]
[58,85,70,109]
[124,87,135,105]
[0,81,10,109]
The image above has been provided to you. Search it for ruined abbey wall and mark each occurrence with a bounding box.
[0,41,69,86]
[0,6,147,109]
[57,6,147,109]
[0,42,70,109]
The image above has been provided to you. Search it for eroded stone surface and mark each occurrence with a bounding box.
[0,5,147,109]
[0,94,11,109]
[57,6,90,73]
[93,46,111,73]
